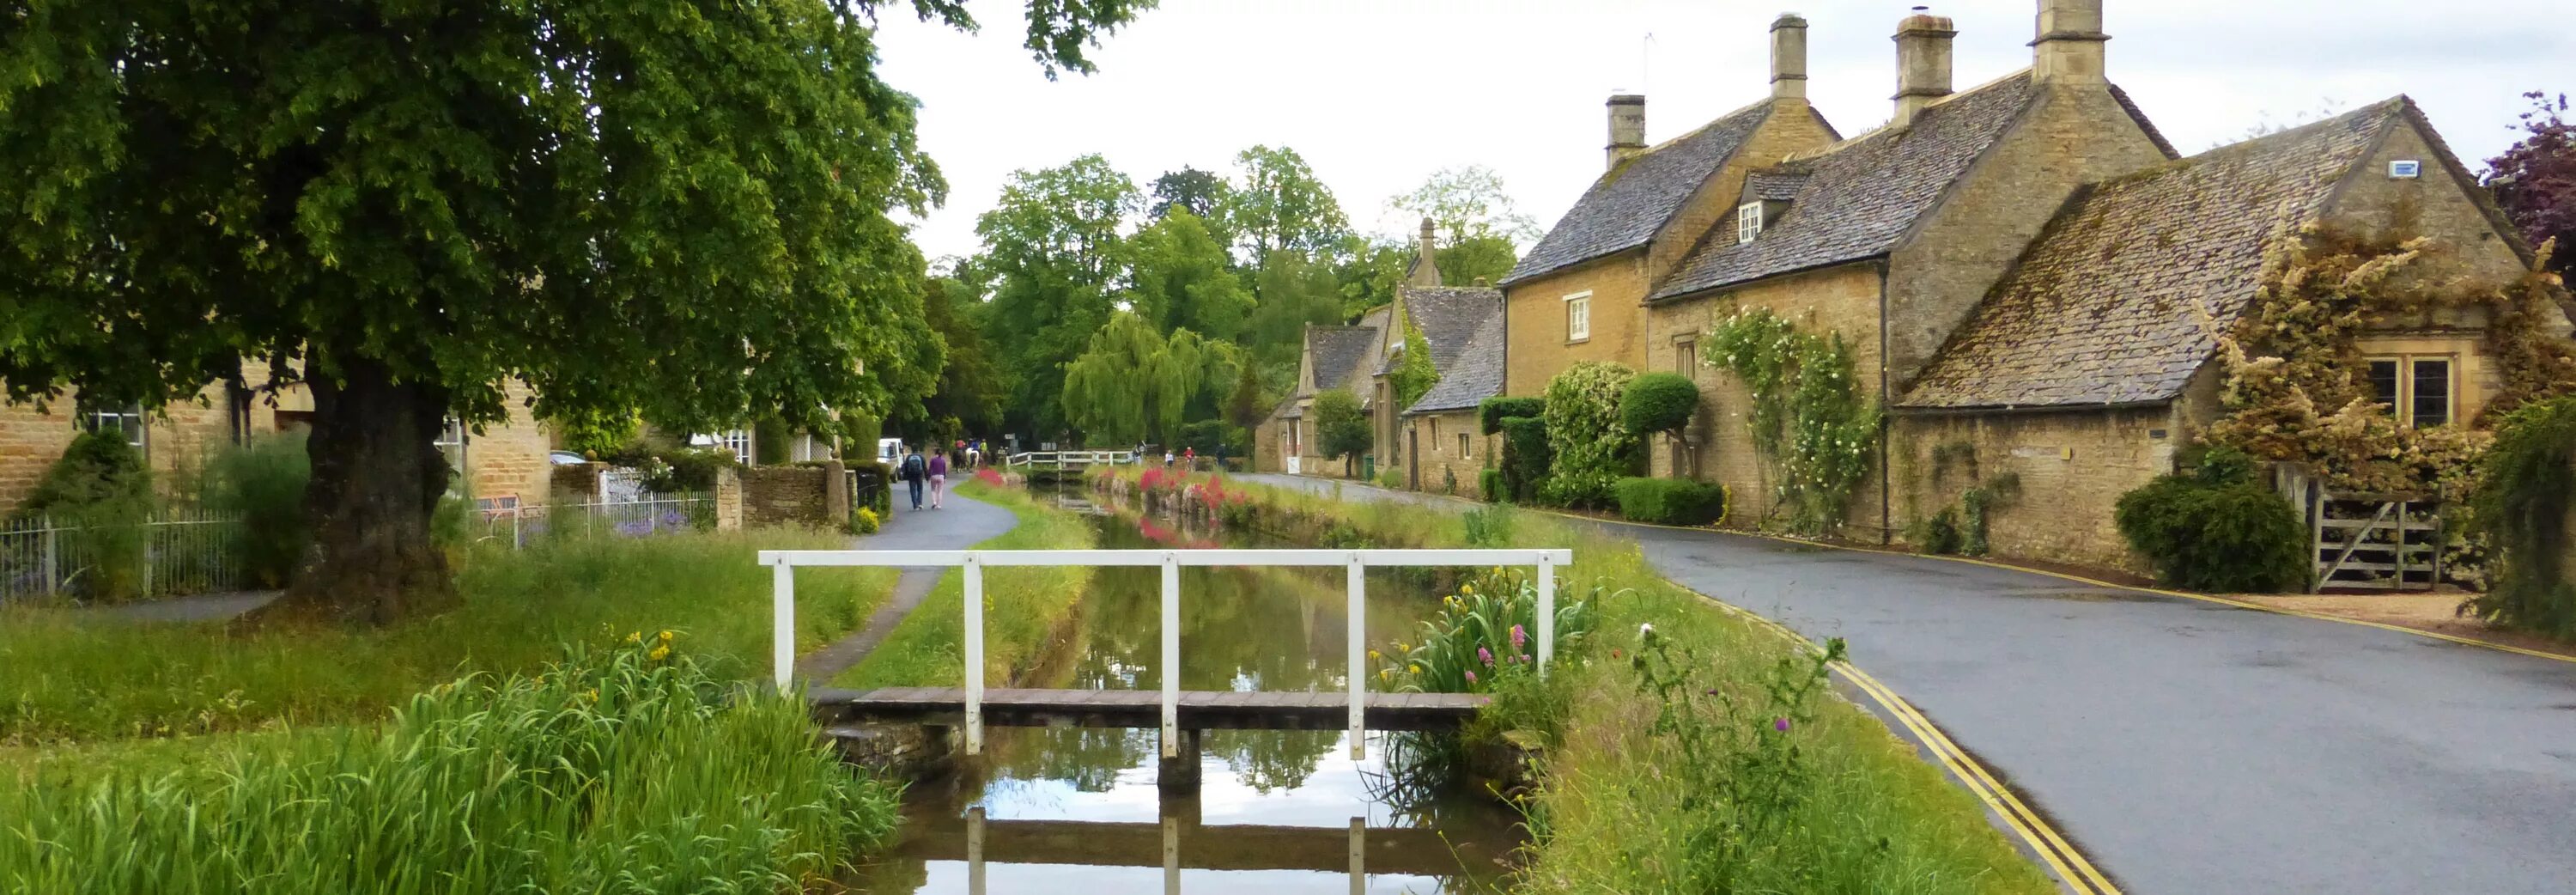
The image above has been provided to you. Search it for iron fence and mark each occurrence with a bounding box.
[0,508,246,603]
[468,495,717,550]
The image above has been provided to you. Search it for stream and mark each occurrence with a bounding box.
[835,489,1524,893]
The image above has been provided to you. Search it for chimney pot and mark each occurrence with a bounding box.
[1770,13,1809,102]
[1606,94,1647,171]
[1891,12,1957,127]
[2032,0,2108,83]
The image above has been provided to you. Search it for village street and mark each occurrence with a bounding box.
[1241,473,2576,895]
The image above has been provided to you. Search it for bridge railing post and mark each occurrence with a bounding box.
[1160,551,1180,758]
[773,563,796,693]
[965,552,985,755]
[1537,551,1556,676]
[1347,551,1366,760]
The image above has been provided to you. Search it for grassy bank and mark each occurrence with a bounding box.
[1095,468,2052,895]
[0,642,896,893]
[0,529,896,744]
[831,480,1097,688]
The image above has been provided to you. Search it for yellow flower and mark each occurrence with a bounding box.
[1378,669,1394,681]
[657,630,673,643]
[648,645,671,661]
[1408,664,1422,674]
[625,631,641,644]
[1367,649,1382,661]
[1459,583,1473,596]
[583,688,599,703]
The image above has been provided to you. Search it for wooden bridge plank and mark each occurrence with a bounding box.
[812,687,1486,732]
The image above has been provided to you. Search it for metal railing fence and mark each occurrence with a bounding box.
[0,507,245,602]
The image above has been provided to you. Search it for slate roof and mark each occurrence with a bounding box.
[1307,326,1381,395]
[1649,74,2039,301]
[1745,169,1808,202]
[1502,100,1802,286]
[1900,100,2408,410]
[1376,287,1503,376]
[1407,310,1507,414]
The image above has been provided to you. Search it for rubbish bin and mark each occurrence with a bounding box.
[1362,454,1375,480]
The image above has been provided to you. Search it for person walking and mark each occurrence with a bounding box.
[1182,446,1195,471]
[927,450,950,509]
[900,446,927,510]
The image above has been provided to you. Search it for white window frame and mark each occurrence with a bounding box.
[2365,354,2456,429]
[1564,290,1592,343]
[79,400,148,459]
[1736,202,1765,244]
[434,416,469,476]
[1458,431,1471,460]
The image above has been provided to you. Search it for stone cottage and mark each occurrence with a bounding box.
[1370,222,1503,491]
[1255,311,1385,477]
[1400,308,1505,497]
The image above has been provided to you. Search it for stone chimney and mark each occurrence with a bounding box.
[1892,9,1957,127]
[1606,94,1646,170]
[1770,14,1808,102]
[1406,217,1443,289]
[2032,0,2107,84]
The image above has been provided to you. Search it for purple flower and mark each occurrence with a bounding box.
[1477,647,1494,667]
[1509,624,1528,649]
[1464,670,1479,685]
[1773,717,1791,732]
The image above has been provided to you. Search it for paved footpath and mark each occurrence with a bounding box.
[793,490,1016,682]
[1242,473,2576,895]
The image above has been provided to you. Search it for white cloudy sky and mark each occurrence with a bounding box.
[872,0,2573,262]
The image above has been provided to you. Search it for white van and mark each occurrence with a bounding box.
[875,437,903,466]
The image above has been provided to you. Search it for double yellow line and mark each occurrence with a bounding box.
[1690,593,2123,895]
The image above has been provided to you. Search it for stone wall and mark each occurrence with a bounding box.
[713,466,744,531]
[1889,405,2183,575]
[1503,253,1649,398]
[741,465,830,528]
[1400,411,1490,499]
[0,401,76,510]
[1644,262,1892,539]
[461,381,553,508]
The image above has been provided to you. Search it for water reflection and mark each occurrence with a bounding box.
[835,496,1520,894]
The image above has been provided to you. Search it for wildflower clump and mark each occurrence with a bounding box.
[1380,570,1602,693]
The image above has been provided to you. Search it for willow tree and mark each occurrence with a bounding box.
[1061,314,1242,446]
[0,0,1146,624]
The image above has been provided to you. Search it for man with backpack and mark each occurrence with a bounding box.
[899,446,927,510]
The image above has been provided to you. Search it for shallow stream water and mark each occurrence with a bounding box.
[835,489,1522,894]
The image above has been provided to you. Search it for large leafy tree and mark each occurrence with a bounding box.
[890,277,1005,441]
[975,155,1141,438]
[1123,211,1253,342]
[1246,250,1346,369]
[2488,91,2575,280]
[1388,165,1542,246]
[1221,146,1349,265]
[1060,313,1241,446]
[0,0,1147,624]
[1149,167,1230,222]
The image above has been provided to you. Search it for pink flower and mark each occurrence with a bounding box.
[1773,717,1791,732]
[1464,670,1479,685]
[1477,647,1494,667]
[1509,624,1528,650]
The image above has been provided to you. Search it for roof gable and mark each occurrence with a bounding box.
[1650,73,2038,301]
[1503,101,1777,285]
[1900,100,2405,410]
[1407,310,1507,415]
[1376,287,1501,376]
[1305,326,1381,395]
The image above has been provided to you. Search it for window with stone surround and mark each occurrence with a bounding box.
[1564,291,1591,342]
[78,399,147,458]
[1459,432,1470,460]
[1736,202,1764,244]
[434,416,469,476]
[2364,354,2454,429]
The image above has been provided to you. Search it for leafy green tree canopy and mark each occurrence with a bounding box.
[975,155,1142,437]
[1389,322,1438,412]
[1620,372,1702,437]
[1388,165,1542,246]
[1222,146,1350,264]
[0,0,1145,622]
[1060,313,1242,446]
[1149,167,1231,222]
[1311,388,1372,462]
[1124,211,1254,342]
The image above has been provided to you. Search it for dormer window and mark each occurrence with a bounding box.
[1736,202,1765,244]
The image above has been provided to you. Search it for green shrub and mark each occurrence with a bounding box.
[14,432,155,600]
[1540,362,1639,508]
[752,417,792,465]
[0,640,897,892]
[1461,503,1518,548]
[1612,477,1728,526]
[197,435,313,588]
[1619,372,1700,437]
[1379,569,1599,694]
[1375,467,1404,490]
[2114,455,2307,592]
[1479,468,1507,502]
[1478,397,1543,435]
[1312,388,1372,466]
[1917,506,1965,555]
[1499,417,1552,503]
[2464,394,2576,636]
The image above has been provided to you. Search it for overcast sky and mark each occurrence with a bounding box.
[874,0,2573,263]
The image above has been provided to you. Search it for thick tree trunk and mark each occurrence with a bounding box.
[275,357,458,624]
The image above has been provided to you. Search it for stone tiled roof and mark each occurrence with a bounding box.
[1376,287,1502,376]
[1901,100,2407,410]
[1308,325,1381,395]
[1502,100,1794,286]
[1407,310,1506,414]
[1745,169,1807,202]
[1649,73,2038,301]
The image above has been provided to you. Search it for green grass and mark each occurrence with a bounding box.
[0,642,897,894]
[0,529,897,744]
[831,481,1097,688]
[1098,468,2053,895]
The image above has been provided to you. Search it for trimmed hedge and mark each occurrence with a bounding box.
[1619,372,1700,436]
[1499,417,1551,503]
[1613,477,1728,526]
[1479,468,1506,503]
[1479,397,1544,435]
[2113,449,2307,593]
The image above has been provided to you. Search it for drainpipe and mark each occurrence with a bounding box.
[1878,260,1893,545]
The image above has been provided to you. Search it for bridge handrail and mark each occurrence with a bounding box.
[1001,449,1137,468]
[760,546,1569,759]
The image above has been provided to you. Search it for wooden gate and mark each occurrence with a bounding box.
[2311,490,2442,592]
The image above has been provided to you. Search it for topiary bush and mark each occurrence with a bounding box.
[1540,362,1639,508]
[2113,448,2308,593]
[1478,397,1543,435]
[1612,477,1728,526]
[1498,417,1551,503]
[1619,372,1700,438]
